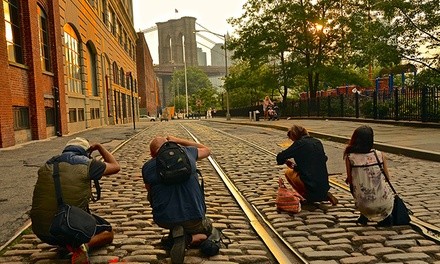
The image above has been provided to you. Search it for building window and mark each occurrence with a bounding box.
[90,108,100,119]
[86,44,98,96]
[88,0,96,8]
[3,0,23,63]
[78,108,85,121]
[108,7,116,34]
[120,68,125,87]
[45,107,55,126]
[112,61,118,84]
[122,94,127,118]
[68,108,77,123]
[13,106,29,130]
[64,24,81,93]
[123,31,127,51]
[100,0,107,25]
[37,6,51,71]
[116,20,122,44]
[95,108,100,119]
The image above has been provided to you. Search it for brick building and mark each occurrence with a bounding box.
[136,32,159,117]
[0,0,138,148]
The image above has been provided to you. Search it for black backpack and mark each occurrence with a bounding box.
[156,141,192,185]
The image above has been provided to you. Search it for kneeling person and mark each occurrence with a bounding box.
[276,125,338,205]
[142,136,216,264]
[31,137,120,264]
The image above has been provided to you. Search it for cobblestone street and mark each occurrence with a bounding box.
[0,119,439,263]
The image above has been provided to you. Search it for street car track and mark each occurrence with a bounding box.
[202,124,440,245]
[0,126,152,253]
[181,124,307,264]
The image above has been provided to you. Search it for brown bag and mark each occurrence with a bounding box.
[276,176,303,213]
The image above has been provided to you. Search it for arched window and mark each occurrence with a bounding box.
[86,43,98,96]
[112,61,118,84]
[37,5,51,71]
[4,0,23,63]
[119,68,125,87]
[64,24,81,94]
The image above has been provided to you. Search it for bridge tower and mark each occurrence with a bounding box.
[152,17,226,113]
[156,16,198,66]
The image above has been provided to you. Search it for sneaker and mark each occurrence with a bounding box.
[356,214,369,225]
[160,234,173,250]
[327,192,338,206]
[70,244,90,264]
[170,226,187,264]
[377,214,393,227]
[200,227,221,256]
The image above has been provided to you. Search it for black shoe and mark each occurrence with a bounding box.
[377,215,393,227]
[356,215,368,225]
[160,234,173,250]
[170,226,187,264]
[200,227,221,256]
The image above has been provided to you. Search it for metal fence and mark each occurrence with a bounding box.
[216,86,440,122]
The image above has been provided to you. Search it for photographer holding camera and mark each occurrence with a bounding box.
[276,124,338,206]
[31,137,120,264]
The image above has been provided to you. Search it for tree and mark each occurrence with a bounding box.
[169,67,213,97]
[228,0,355,102]
[378,0,440,72]
[225,60,278,107]
[168,67,214,113]
[228,0,293,106]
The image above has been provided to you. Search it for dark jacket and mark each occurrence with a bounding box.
[276,136,330,202]
[142,146,205,225]
[30,146,104,238]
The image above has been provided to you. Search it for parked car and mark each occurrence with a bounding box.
[140,115,156,121]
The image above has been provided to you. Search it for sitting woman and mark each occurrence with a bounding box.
[344,125,394,226]
[276,124,338,205]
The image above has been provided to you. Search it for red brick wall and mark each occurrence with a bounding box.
[0,0,137,147]
[136,32,158,116]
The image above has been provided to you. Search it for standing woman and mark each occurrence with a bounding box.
[276,124,338,205]
[263,96,273,120]
[344,125,394,226]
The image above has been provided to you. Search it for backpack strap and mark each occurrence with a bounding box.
[373,150,397,194]
[52,161,65,207]
[91,179,101,201]
[196,169,206,212]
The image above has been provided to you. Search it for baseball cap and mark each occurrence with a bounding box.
[65,137,90,151]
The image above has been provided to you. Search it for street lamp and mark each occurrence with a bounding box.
[182,35,189,119]
[126,72,136,130]
[194,30,231,120]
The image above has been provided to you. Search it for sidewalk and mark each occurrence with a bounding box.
[204,118,440,162]
[0,123,149,247]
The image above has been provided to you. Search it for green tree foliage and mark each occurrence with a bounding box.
[377,0,440,72]
[192,86,219,113]
[168,67,220,114]
[226,0,439,109]
[225,61,278,107]
[169,67,213,96]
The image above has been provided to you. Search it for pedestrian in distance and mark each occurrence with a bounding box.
[344,125,394,226]
[276,124,338,205]
[142,136,220,264]
[30,137,121,264]
[263,95,273,121]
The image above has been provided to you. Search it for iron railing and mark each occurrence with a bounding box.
[215,86,440,122]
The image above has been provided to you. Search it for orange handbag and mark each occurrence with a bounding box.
[276,176,303,213]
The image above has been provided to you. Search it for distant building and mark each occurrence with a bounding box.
[0,0,138,148]
[211,43,225,66]
[197,47,207,66]
[136,32,160,117]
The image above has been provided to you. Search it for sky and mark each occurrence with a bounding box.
[132,0,247,64]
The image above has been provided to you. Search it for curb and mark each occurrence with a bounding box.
[203,119,440,162]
